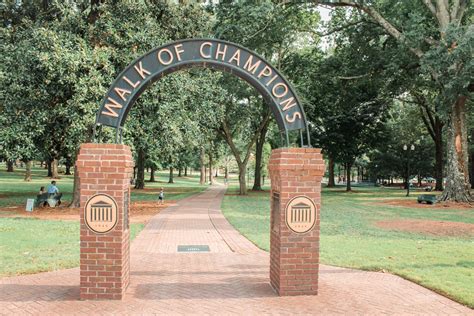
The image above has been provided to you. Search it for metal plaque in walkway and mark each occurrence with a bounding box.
[177,245,210,252]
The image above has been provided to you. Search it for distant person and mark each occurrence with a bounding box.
[39,186,46,195]
[46,181,62,206]
[158,187,164,204]
[47,181,59,194]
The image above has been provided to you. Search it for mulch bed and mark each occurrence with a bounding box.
[375,219,474,237]
[0,200,175,224]
[373,199,473,209]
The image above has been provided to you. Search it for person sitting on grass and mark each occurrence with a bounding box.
[47,181,59,194]
[158,188,164,205]
[47,181,61,206]
[39,186,46,195]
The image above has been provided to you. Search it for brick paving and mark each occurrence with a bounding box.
[0,186,472,315]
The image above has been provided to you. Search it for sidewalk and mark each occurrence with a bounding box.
[0,186,471,315]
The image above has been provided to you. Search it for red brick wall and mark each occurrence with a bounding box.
[77,143,133,300]
[268,148,325,296]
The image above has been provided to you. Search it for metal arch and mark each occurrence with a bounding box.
[93,38,311,148]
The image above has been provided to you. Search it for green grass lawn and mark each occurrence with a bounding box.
[222,185,474,308]
[0,163,206,277]
[0,164,207,207]
[0,218,143,276]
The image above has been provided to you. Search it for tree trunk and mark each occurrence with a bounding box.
[51,159,59,179]
[346,162,352,192]
[434,119,444,191]
[178,168,182,177]
[252,146,263,191]
[225,166,229,183]
[220,109,270,195]
[24,161,32,181]
[65,159,72,175]
[209,152,213,185]
[470,151,474,189]
[253,113,269,191]
[200,147,206,185]
[47,160,52,177]
[327,156,335,187]
[168,167,174,184]
[149,166,156,182]
[184,167,188,177]
[135,148,145,189]
[440,96,472,202]
[6,160,14,172]
[69,164,81,207]
[252,145,263,191]
[238,164,247,195]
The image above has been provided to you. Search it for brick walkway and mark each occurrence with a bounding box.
[0,186,472,315]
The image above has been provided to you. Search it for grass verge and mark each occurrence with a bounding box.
[221,185,474,308]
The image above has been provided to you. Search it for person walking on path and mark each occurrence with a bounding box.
[158,187,164,204]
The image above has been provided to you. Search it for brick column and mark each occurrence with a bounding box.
[268,148,325,296]
[76,143,133,300]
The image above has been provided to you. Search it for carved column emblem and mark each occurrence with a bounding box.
[84,194,118,234]
[285,196,317,234]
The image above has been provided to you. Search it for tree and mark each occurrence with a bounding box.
[213,1,320,193]
[1,4,111,188]
[216,75,272,195]
[368,103,435,189]
[308,0,472,200]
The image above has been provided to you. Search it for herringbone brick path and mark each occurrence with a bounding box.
[0,186,472,315]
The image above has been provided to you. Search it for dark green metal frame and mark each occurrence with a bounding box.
[94,38,311,147]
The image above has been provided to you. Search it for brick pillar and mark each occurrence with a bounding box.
[76,143,133,300]
[268,148,325,296]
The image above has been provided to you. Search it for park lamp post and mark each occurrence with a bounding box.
[403,144,415,197]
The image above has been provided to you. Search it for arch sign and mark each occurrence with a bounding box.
[95,39,310,146]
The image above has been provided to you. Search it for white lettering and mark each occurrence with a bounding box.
[272,83,288,98]
[200,42,212,58]
[114,87,131,102]
[257,65,272,79]
[286,112,302,123]
[102,97,123,118]
[174,44,184,61]
[243,55,261,74]
[158,48,174,65]
[228,49,241,66]
[266,75,278,87]
[123,75,140,88]
[133,61,150,79]
[280,97,296,111]
[215,44,227,61]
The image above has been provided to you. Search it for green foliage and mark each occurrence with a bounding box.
[367,102,435,181]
